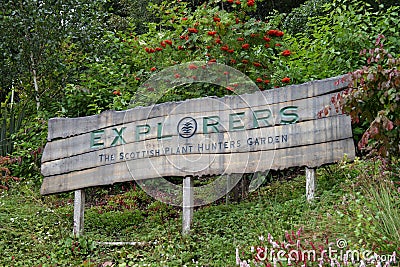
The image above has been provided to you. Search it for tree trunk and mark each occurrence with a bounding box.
[30,52,40,111]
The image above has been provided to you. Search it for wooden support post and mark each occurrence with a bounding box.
[306,168,316,202]
[73,189,85,236]
[182,176,193,235]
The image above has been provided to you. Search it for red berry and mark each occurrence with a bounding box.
[281,50,291,56]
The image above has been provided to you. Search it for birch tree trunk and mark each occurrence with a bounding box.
[30,51,40,111]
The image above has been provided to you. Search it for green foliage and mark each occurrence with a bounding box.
[0,0,106,113]
[56,236,97,260]
[61,0,295,116]
[87,209,145,234]
[283,0,400,36]
[0,95,28,191]
[2,159,400,266]
[104,0,163,34]
[283,0,330,35]
[330,158,400,254]
[6,115,47,191]
[0,98,24,157]
[0,193,74,266]
[284,0,400,82]
[0,157,20,191]
[1,1,400,265]
[85,187,179,237]
[363,174,400,253]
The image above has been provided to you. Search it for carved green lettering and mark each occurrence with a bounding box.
[157,122,172,140]
[203,116,220,134]
[111,127,127,146]
[253,109,272,128]
[229,112,245,131]
[90,130,105,148]
[280,106,299,124]
[136,125,150,141]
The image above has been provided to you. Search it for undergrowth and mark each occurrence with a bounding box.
[0,159,399,266]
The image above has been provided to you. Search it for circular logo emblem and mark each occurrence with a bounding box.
[177,117,197,138]
[124,61,273,207]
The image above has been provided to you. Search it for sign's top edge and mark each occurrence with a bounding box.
[46,74,350,141]
[50,74,349,123]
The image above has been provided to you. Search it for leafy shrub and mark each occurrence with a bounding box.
[284,0,400,36]
[336,35,400,157]
[0,156,20,190]
[7,116,47,190]
[147,201,179,224]
[61,0,295,116]
[284,0,400,82]
[283,0,330,35]
[0,100,45,191]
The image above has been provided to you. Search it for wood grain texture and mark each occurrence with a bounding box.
[41,92,341,163]
[73,190,85,236]
[41,115,352,177]
[41,138,355,195]
[182,176,194,235]
[306,168,316,202]
[46,75,348,140]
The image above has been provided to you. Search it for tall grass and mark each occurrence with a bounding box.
[365,177,400,248]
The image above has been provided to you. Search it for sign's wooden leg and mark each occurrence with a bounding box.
[73,189,85,236]
[306,168,316,202]
[182,176,193,235]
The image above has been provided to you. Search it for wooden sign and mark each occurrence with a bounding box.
[40,75,355,195]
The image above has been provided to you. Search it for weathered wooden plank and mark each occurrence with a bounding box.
[41,115,351,177]
[47,75,348,140]
[40,138,355,195]
[41,92,341,163]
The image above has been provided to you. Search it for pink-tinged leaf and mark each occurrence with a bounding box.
[386,120,394,131]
